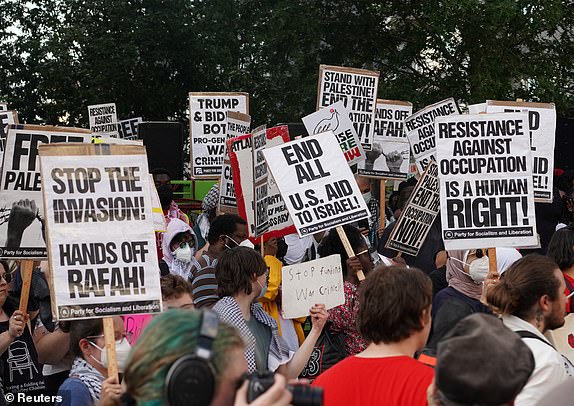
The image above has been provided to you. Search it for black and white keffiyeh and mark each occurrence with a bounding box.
[213,296,293,372]
[69,356,105,401]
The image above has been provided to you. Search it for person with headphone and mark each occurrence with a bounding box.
[123,309,292,406]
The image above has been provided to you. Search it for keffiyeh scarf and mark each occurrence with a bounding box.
[69,357,105,401]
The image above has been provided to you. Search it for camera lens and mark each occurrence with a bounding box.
[288,384,324,406]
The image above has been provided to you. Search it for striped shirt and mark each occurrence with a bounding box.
[189,254,219,308]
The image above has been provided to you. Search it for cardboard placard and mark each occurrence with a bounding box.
[263,132,370,237]
[358,99,412,180]
[485,100,556,202]
[0,125,91,259]
[189,92,249,178]
[88,103,119,137]
[302,100,366,166]
[219,112,251,215]
[253,126,269,237]
[405,98,460,173]
[316,65,379,150]
[39,143,162,320]
[436,113,537,250]
[385,161,440,255]
[117,117,143,140]
[0,110,18,166]
[281,254,344,319]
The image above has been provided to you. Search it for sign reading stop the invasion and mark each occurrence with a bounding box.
[405,98,460,173]
[219,112,251,215]
[189,92,249,178]
[317,65,379,150]
[436,113,537,250]
[386,161,440,255]
[358,99,412,180]
[88,103,119,137]
[39,143,162,320]
[264,132,370,237]
[486,100,556,202]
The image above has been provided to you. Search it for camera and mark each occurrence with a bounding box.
[246,371,323,406]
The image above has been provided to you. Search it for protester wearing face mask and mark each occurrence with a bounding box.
[189,214,249,308]
[214,247,329,378]
[56,316,127,406]
[161,218,198,280]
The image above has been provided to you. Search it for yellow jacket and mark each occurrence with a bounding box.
[259,255,306,345]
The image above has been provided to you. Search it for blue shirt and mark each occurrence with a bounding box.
[56,378,93,406]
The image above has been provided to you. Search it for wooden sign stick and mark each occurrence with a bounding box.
[260,235,264,257]
[18,260,35,315]
[103,317,119,382]
[336,226,365,281]
[481,247,499,305]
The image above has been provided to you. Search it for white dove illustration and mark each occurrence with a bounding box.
[313,108,340,134]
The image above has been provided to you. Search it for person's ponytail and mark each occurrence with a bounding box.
[487,278,520,315]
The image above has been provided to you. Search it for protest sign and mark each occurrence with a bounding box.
[189,92,249,178]
[436,113,537,250]
[486,100,556,202]
[385,161,440,255]
[546,314,574,364]
[0,103,7,111]
[252,125,269,237]
[405,98,460,173]
[316,65,379,150]
[39,143,162,320]
[302,100,366,166]
[358,99,412,180]
[0,125,91,258]
[123,314,153,344]
[281,254,344,319]
[88,103,119,137]
[228,133,255,235]
[149,175,166,232]
[468,103,486,114]
[219,112,251,215]
[118,117,143,140]
[263,132,370,237]
[0,110,18,165]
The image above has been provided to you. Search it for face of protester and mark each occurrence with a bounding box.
[356,244,374,273]
[163,293,194,310]
[170,231,195,253]
[0,263,9,306]
[153,173,171,188]
[224,223,249,248]
[211,346,248,406]
[544,268,567,331]
[252,267,270,301]
[80,316,125,376]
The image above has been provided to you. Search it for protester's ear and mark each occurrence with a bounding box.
[539,294,552,314]
[78,338,93,358]
[420,306,432,327]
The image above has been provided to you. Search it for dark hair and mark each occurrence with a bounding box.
[0,260,9,274]
[160,274,193,300]
[216,247,267,297]
[397,186,414,211]
[487,255,561,319]
[547,226,574,271]
[317,225,366,277]
[207,214,247,244]
[70,319,104,358]
[150,168,171,177]
[358,266,432,344]
[157,184,173,210]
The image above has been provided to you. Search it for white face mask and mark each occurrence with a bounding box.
[89,339,132,372]
[173,243,193,263]
[468,255,490,283]
[362,191,372,204]
[225,235,255,250]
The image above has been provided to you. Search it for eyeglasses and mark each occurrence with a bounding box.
[0,272,12,284]
[87,332,133,344]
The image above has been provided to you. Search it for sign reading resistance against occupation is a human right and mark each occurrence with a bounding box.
[436,113,538,250]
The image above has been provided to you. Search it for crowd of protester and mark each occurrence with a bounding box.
[1,171,574,405]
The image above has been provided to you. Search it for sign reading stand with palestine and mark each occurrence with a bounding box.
[39,143,162,320]
[485,100,556,202]
[317,65,379,150]
[263,132,370,237]
[189,92,249,179]
[0,125,91,259]
[405,98,460,173]
[385,161,440,255]
[436,113,537,250]
[88,103,119,138]
[358,99,412,180]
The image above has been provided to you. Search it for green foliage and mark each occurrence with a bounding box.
[1,0,574,127]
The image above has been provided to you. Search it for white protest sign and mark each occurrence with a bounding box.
[468,103,486,115]
[189,92,249,179]
[263,132,370,237]
[486,100,556,202]
[88,103,119,137]
[0,125,91,259]
[118,117,143,140]
[385,161,440,255]
[405,98,460,173]
[0,102,7,111]
[219,112,251,215]
[436,113,537,250]
[358,99,412,180]
[282,254,344,319]
[546,314,574,364]
[0,110,18,166]
[302,100,366,166]
[228,134,256,236]
[317,65,379,150]
[253,126,269,237]
[39,144,162,320]
[149,175,166,232]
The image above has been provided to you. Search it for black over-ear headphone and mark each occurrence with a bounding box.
[164,310,220,406]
